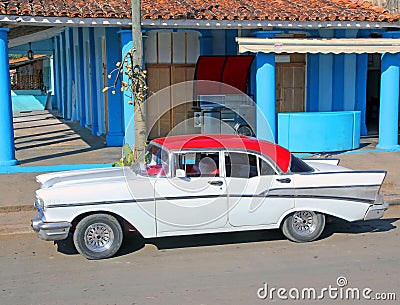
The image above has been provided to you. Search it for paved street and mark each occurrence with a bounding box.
[1,206,399,305]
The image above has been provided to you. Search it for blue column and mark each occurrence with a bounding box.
[256,52,276,142]
[254,31,279,142]
[53,36,61,111]
[119,30,135,146]
[0,29,17,166]
[105,28,124,146]
[78,28,86,126]
[68,28,76,120]
[89,28,99,135]
[377,52,400,149]
[60,31,67,117]
[355,53,368,136]
[377,31,400,149]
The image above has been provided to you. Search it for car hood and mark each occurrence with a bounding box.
[36,167,127,188]
[35,167,153,207]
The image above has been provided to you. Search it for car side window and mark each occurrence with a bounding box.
[225,152,258,178]
[174,152,220,177]
[258,157,276,176]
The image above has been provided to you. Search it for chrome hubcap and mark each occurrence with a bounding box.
[84,223,114,253]
[292,211,318,236]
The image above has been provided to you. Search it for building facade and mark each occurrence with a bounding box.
[0,0,400,165]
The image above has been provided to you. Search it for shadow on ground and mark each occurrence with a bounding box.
[12,110,121,166]
[321,217,398,239]
[55,217,398,259]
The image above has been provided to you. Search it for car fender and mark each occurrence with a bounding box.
[277,198,372,225]
[44,201,157,238]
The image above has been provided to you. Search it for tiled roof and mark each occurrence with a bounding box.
[0,0,398,23]
[9,54,49,65]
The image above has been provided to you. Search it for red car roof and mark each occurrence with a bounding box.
[151,134,291,173]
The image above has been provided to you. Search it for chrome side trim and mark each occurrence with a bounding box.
[298,170,387,176]
[46,189,376,209]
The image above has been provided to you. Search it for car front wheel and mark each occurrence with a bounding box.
[281,211,325,242]
[73,214,123,260]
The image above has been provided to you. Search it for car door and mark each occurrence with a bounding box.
[155,151,228,235]
[226,151,295,227]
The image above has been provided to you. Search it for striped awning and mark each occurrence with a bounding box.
[236,37,400,54]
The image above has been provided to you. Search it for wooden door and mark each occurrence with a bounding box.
[276,55,306,113]
[146,65,172,139]
[146,64,196,139]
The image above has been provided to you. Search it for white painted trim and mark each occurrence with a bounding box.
[8,27,65,48]
[0,15,396,29]
[237,37,400,54]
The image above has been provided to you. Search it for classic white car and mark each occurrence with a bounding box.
[32,134,388,259]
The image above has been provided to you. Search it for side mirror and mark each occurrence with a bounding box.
[175,169,186,178]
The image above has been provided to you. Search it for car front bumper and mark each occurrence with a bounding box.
[31,201,71,241]
[364,201,389,221]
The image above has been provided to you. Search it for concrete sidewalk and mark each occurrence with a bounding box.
[0,110,400,215]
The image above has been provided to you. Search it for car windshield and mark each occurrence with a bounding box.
[131,143,170,177]
[290,154,314,173]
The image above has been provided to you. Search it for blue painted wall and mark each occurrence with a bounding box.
[278,111,361,152]
[105,28,124,146]
[47,26,387,150]
[199,30,213,56]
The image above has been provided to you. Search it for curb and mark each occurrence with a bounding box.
[0,163,114,174]
[0,205,34,213]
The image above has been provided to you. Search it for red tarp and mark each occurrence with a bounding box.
[194,55,254,95]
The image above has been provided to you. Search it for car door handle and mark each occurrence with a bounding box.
[276,178,291,183]
[208,180,224,186]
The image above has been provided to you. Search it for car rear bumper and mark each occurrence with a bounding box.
[31,201,71,241]
[364,201,389,221]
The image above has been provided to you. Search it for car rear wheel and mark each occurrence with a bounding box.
[281,211,325,242]
[73,214,123,260]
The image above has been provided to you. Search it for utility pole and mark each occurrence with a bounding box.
[131,0,146,156]
[131,0,142,67]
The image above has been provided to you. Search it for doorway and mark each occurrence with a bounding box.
[145,30,200,139]
[275,54,306,113]
[366,54,381,135]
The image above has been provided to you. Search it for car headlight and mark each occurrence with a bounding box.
[35,196,45,210]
